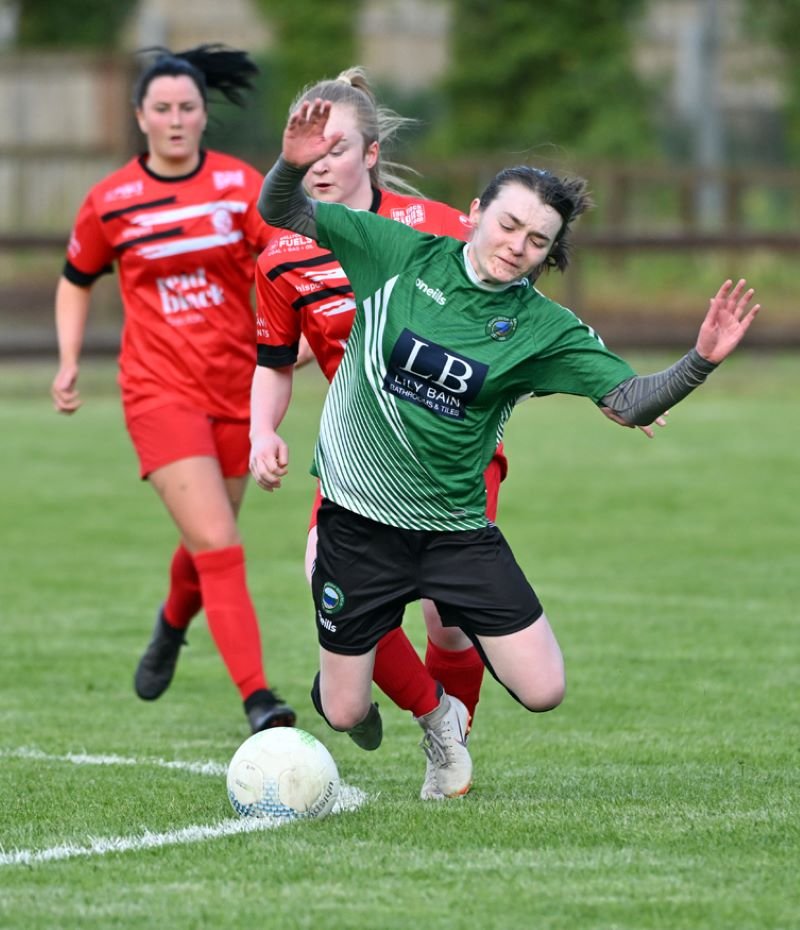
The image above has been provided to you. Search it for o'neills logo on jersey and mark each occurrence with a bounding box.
[156,267,224,322]
[415,277,446,306]
[383,328,488,420]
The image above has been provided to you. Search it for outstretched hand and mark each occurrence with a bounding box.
[283,99,344,170]
[696,279,761,364]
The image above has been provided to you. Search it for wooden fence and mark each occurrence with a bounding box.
[1,49,797,353]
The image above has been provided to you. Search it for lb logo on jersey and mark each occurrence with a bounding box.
[384,328,488,421]
[320,581,345,614]
[486,316,518,341]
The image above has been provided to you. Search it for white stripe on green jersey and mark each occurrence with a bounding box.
[311,201,636,531]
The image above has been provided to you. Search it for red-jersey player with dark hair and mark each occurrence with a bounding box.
[51,44,295,734]
[250,67,504,799]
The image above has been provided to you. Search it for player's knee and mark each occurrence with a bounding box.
[515,677,566,713]
[325,703,369,732]
[310,671,369,731]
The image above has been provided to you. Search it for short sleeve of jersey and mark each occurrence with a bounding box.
[241,165,274,253]
[255,244,302,367]
[519,299,636,403]
[63,190,115,285]
[315,202,431,296]
[426,202,472,240]
[378,192,471,242]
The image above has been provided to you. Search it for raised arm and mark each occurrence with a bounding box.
[257,99,344,236]
[602,279,761,426]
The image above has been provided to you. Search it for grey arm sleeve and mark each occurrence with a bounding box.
[257,156,319,239]
[600,348,718,425]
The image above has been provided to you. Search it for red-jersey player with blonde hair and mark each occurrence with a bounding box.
[51,45,295,734]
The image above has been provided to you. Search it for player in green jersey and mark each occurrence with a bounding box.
[256,98,762,800]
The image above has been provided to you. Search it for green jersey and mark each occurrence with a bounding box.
[312,201,635,531]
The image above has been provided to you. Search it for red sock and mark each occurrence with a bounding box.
[425,638,485,723]
[192,545,267,701]
[372,627,439,717]
[163,544,202,631]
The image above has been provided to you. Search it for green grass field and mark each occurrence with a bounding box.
[0,354,797,930]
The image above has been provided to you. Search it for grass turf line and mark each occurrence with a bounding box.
[0,355,797,930]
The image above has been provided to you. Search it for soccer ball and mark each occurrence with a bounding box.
[226,727,340,821]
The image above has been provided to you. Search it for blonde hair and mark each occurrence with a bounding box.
[291,66,422,196]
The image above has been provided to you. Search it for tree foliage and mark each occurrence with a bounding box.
[432,0,653,160]
[253,0,362,122]
[742,0,800,158]
[17,0,137,48]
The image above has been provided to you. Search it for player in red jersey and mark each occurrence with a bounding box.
[50,45,295,734]
[250,68,499,798]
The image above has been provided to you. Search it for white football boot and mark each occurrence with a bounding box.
[415,691,472,800]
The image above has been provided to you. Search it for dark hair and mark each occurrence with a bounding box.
[478,166,593,274]
[292,66,421,195]
[133,43,258,109]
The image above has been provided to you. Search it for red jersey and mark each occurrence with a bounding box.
[255,189,472,381]
[64,150,272,420]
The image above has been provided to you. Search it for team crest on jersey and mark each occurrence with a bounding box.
[486,316,518,341]
[383,328,488,421]
[320,581,345,614]
[213,170,244,190]
[211,208,234,235]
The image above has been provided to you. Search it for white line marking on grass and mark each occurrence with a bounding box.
[2,746,227,777]
[0,748,368,867]
[0,818,272,866]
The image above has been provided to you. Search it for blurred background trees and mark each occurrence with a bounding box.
[2,0,798,350]
[16,0,138,47]
[432,0,654,159]
[9,0,799,166]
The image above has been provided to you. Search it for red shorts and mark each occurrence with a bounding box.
[307,443,509,530]
[125,403,250,479]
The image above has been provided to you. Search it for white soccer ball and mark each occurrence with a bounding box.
[227,727,340,821]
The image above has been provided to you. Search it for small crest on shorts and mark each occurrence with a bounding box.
[321,581,345,614]
[486,316,518,341]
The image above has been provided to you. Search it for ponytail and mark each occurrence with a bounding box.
[133,43,258,108]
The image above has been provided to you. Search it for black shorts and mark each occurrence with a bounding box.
[311,500,543,655]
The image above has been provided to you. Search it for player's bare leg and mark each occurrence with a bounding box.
[138,456,295,729]
[318,647,377,731]
[477,613,566,712]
